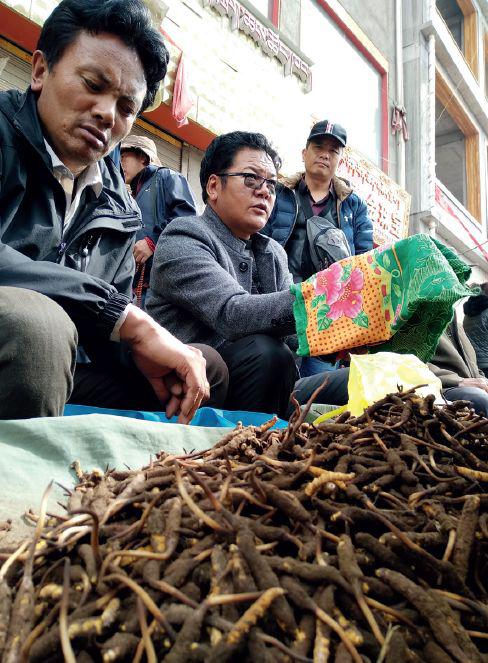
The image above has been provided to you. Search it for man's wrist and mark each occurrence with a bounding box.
[99,292,131,340]
[119,303,159,344]
[109,304,131,342]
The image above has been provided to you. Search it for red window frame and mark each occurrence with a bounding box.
[270,0,280,25]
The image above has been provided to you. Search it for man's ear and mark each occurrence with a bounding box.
[31,50,49,93]
[206,174,220,202]
[301,147,307,163]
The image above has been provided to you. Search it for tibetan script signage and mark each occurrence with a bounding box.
[202,0,312,92]
[338,147,410,247]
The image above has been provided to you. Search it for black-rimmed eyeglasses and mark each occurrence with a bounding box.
[216,172,278,195]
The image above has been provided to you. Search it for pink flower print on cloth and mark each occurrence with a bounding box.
[328,267,364,320]
[314,261,342,303]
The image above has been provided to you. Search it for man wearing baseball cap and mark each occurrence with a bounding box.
[264,119,373,282]
[262,119,373,376]
[121,134,196,307]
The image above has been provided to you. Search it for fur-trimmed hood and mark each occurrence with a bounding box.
[278,171,354,202]
[264,169,373,256]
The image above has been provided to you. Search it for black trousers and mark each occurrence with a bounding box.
[219,334,298,418]
[71,344,229,412]
[0,286,228,419]
[218,334,350,419]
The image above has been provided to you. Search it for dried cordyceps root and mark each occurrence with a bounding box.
[1,389,488,661]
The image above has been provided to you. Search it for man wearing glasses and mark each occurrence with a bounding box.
[147,131,349,417]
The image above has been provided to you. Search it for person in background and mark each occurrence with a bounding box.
[148,131,349,418]
[121,134,196,307]
[0,0,228,421]
[428,314,488,416]
[262,120,373,377]
[463,283,488,376]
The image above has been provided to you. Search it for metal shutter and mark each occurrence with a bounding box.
[131,121,182,173]
[0,47,31,91]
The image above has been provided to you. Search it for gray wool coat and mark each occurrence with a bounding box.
[146,205,296,349]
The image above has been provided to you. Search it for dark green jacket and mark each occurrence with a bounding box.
[0,88,141,345]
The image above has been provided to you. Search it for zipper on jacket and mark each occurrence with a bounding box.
[80,234,96,272]
[285,192,299,245]
[58,211,139,263]
[57,242,67,258]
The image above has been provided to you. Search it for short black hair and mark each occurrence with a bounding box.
[37,0,168,112]
[200,131,282,203]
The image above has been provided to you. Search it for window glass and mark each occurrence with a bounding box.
[301,0,382,166]
[249,0,270,19]
[280,0,301,46]
[435,98,466,206]
[436,0,464,50]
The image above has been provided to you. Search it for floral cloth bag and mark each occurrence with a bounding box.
[291,234,472,362]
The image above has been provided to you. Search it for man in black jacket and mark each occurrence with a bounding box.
[120,134,196,307]
[0,0,228,420]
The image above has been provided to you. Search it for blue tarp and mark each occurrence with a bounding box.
[64,404,288,429]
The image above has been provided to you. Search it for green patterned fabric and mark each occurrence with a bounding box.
[374,235,471,360]
[291,234,473,362]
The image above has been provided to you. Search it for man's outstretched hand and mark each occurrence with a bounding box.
[119,304,209,423]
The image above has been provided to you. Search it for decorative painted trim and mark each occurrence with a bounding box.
[201,0,312,91]
[270,0,279,26]
[0,4,39,53]
[135,118,182,148]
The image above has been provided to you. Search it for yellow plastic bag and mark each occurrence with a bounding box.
[346,352,442,416]
[314,352,442,424]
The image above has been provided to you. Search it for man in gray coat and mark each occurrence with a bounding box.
[148,131,349,416]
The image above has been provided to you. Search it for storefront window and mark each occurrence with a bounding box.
[248,0,271,19]
[300,0,382,166]
[435,68,481,222]
[485,33,488,98]
[280,0,301,46]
